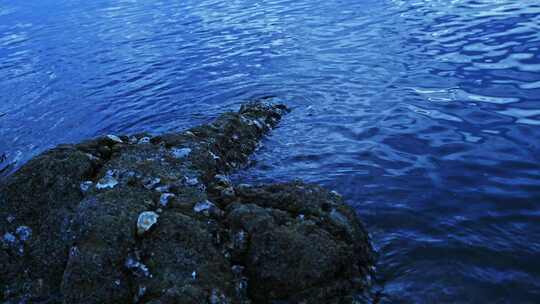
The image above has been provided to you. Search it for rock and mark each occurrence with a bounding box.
[107,134,124,143]
[80,180,93,192]
[159,193,175,207]
[221,186,235,199]
[138,137,151,144]
[185,176,199,186]
[0,98,373,303]
[96,170,119,189]
[15,225,32,241]
[2,231,16,245]
[193,199,216,213]
[143,177,161,190]
[125,253,152,278]
[171,147,192,159]
[137,211,159,236]
[0,145,98,299]
[155,185,170,193]
[215,174,231,185]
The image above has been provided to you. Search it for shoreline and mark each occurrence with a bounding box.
[1,99,374,303]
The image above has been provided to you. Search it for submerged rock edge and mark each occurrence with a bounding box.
[0,99,374,303]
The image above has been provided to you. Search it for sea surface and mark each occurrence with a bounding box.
[1,0,540,302]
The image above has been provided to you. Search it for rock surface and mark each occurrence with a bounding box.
[0,99,374,303]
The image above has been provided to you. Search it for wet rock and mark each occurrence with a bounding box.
[193,199,216,214]
[0,145,97,299]
[143,177,161,190]
[80,180,93,192]
[155,184,170,193]
[159,193,175,207]
[2,231,16,245]
[171,147,192,159]
[15,225,32,241]
[185,176,199,186]
[138,137,151,144]
[0,99,373,303]
[96,172,119,189]
[221,186,235,199]
[60,189,152,303]
[137,211,159,236]
[125,252,152,278]
[215,174,231,186]
[107,134,124,144]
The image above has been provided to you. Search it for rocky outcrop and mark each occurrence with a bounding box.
[0,99,374,303]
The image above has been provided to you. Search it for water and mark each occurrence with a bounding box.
[1,0,540,302]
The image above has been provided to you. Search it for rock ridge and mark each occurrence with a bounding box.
[1,99,374,303]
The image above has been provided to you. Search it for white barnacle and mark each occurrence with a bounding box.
[253,119,265,130]
[107,134,123,143]
[143,177,161,189]
[214,174,230,185]
[184,176,199,186]
[235,277,248,295]
[80,181,93,192]
[69,246,79,257]
[2,232,16,245]
[138,286,147,298]
[138,137,151,144]
[233,230,247,249]
[15,226,32,242]
[239,115,250,124]
[237,183,252,190]
[209,151,220,160]
[125,256,152,278]
[171,147,192,159]
[96,170,118,189]
[193,200,215,213]
[159,193,175,207]
[210,289,226,304]
[84,153,100,161]
[155,185,170,193]
[231,265,244,275]
[96,174,118,190]
[330,190,342,198]
[137,211,159,235]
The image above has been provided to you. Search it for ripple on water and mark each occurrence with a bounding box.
[1,0,540,302]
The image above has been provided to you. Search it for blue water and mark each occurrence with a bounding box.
[1,0,540,302]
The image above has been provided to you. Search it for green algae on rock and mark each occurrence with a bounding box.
[0,99,374,303]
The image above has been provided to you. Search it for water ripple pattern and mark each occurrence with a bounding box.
[1,0,539,302]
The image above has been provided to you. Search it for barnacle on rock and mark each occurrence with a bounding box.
[0,100,373,303]
[107,134,123,144]
[171,147,192,159]
[137,211,159,236]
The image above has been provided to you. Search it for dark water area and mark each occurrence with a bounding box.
[1,0,540,302]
